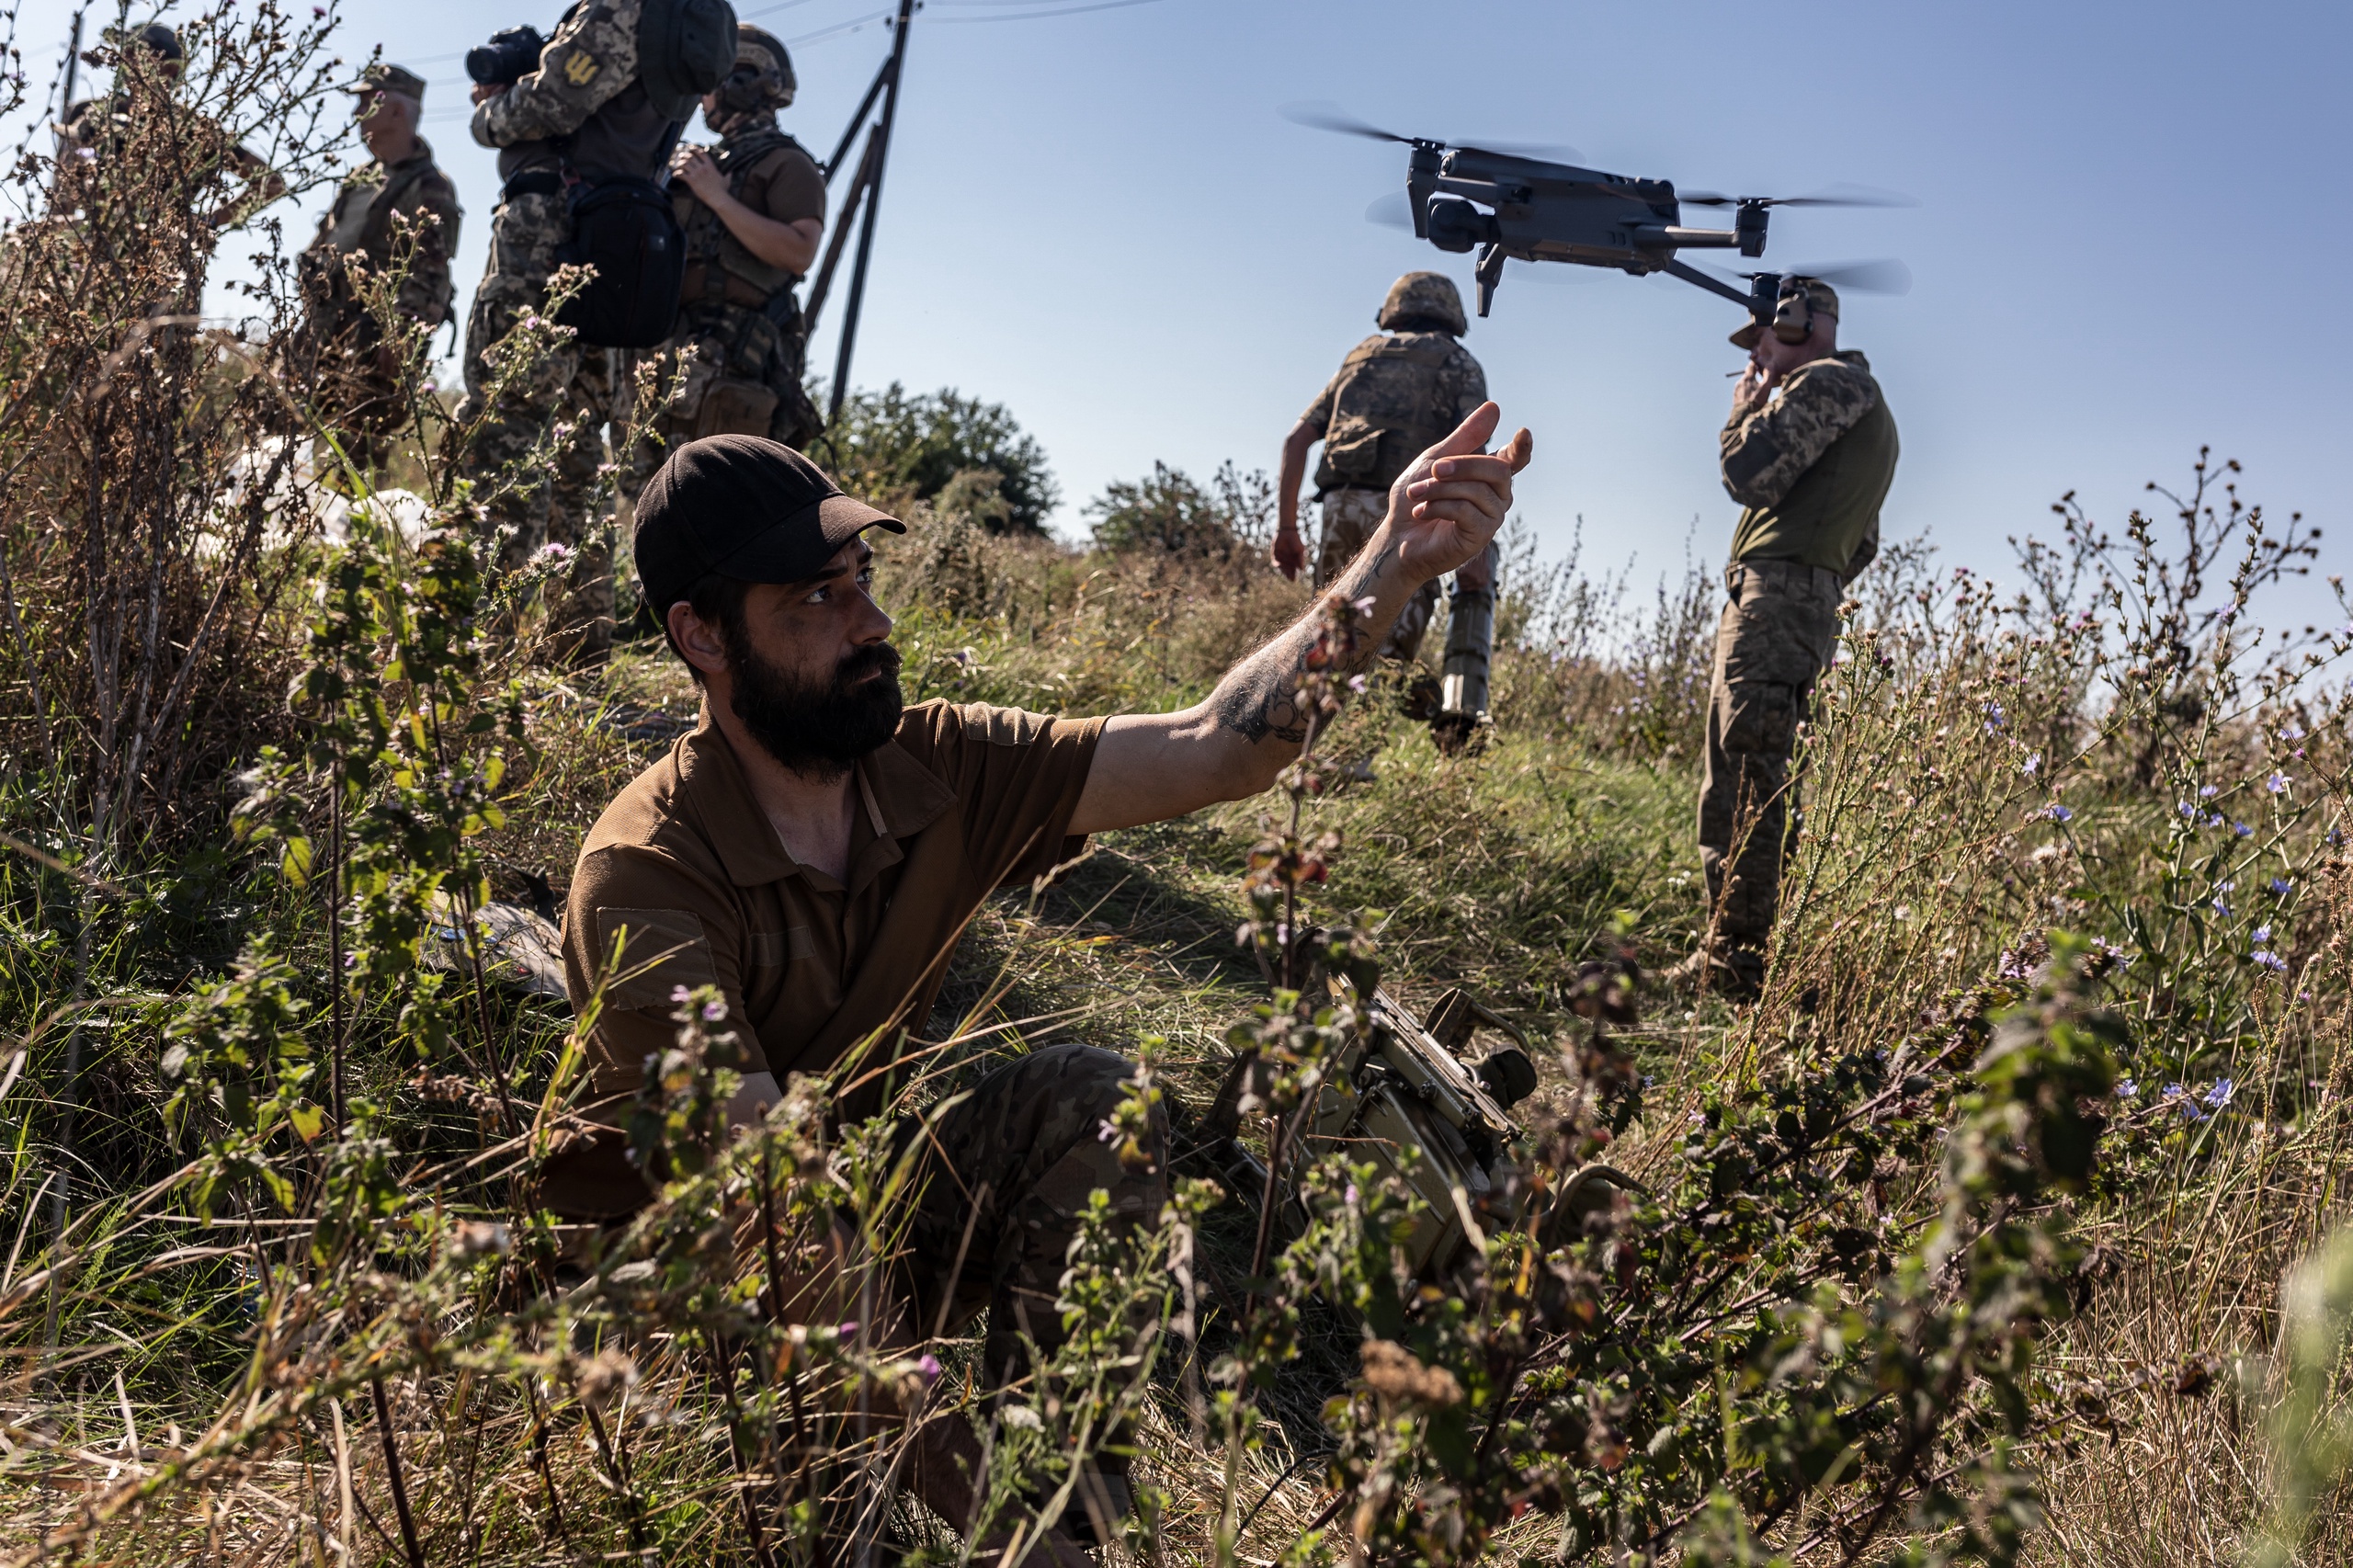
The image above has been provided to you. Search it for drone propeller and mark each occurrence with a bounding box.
[1696,258,1915,296]
[1678,182,1917,210]
[1289,101,1583,163]
[1283,100,1438,147]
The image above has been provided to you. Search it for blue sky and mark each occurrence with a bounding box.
[10,0,2350,623]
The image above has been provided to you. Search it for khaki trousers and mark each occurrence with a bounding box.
[1697,557,1844,976]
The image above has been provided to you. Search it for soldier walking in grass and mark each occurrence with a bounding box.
[293,64,461,479]
[1674,276,1899,1001]
[1274,271,1495,667]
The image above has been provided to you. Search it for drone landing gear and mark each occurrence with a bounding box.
[1472,242,1507,317]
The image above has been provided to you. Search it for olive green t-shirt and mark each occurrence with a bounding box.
[545,699,1103,1218]
[1720,350,1899,578]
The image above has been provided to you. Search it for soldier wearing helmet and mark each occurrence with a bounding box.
[57,23,284,228]
[1673,275,1900,1002]
[628,24,826,473]
[1275,271,1492,668]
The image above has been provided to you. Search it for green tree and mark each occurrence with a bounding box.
[823,382,1059,534]
[1086,460,1272,558]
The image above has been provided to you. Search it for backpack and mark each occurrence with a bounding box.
[550,0,736,347]
[638,0,739,119]
[554,175,687,348]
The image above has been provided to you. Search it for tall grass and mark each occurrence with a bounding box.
[6,13,2353,1564]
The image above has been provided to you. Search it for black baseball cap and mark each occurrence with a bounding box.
[632,436,904,619]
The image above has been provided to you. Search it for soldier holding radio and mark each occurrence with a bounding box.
[1677,275,1899,1001]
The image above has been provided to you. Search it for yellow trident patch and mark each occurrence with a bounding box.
[563,51,600,85]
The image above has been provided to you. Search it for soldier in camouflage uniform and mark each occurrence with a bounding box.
[626,24,825,481]
[56,24,285,229]
[294,65,461,478]
[1678,277,1899,1001]
[458,0,680,663]
[1275,271,1491,663]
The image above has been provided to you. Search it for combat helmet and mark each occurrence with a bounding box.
[722,25,797,113]
[130,22,185,62]
[1377,270,1467,337]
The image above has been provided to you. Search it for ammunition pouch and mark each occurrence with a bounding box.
[688,375,779,441]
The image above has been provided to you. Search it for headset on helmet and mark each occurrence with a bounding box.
[720,24,795,114]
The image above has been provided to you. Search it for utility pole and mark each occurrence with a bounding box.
[824,0,915,434]
[59,10,85,125]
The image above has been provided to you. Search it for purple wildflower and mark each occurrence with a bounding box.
[2045,803,2073,823]
[2234,822,2253,838]
[2204,1079,2235,1109]
[2268,772,2290,794]
[2256,950,2289,972]
[2199,784,2219,799]
[2252,925,2272,945]
[2116,1077,2138,1099]
[670,984,692,1004]
[700,999,725,1022]
[916,1354,943,1382]
[2023,752,2041,777]
[2271,878,2293,895]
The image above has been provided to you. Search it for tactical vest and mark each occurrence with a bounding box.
[1313,332,1462,495]
[1729,363,1900,578]
[681,125,807,313]
[302,154,452,323]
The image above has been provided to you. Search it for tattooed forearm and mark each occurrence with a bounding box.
[1211,547,1393,745]
[1211,651,1313,744]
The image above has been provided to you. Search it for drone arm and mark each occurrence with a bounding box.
[1472,243,1506,318]
[1661,258,1753,308]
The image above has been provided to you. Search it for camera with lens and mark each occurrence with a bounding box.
[465,25,546,87]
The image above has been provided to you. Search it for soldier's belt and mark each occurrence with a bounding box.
[500,170,567,202]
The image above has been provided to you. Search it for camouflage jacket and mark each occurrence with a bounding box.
[300,142,462,329]
[1301,330,1486,494]
[1722,350,1899,578]
[472,0,676,187]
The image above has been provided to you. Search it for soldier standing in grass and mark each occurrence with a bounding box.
[456,0,677,665]
[1674,276,1899,1001]
[294,65,461,479]
[1274,271,1494,667]
[630,24,825,464]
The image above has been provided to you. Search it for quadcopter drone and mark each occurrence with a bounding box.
[1285,105,1912,333]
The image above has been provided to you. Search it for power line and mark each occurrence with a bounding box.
[926,0,1165,17]
[786,9,897,47]
[733,0,835,20]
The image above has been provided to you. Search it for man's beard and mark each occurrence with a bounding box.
[726,635,904,780]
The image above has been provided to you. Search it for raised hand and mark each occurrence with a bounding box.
[1384,403,1533,585]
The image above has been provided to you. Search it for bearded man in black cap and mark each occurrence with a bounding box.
[551,415,1531,1558]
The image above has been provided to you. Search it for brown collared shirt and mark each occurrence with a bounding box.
[547,699,1103,1217]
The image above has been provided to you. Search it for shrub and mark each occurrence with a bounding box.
[818,381,1059,534]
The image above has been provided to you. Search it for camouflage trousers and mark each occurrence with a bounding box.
[290,310,409,478]
[451,191,626,662]
[1317,486,1439,663]
[620,300,821,501]
[1697,557,1844,978]
[895,1044,1166,1389]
